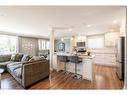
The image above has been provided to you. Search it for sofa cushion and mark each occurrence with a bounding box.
[13,67,22,78]
[0,61,13,66]
[0,56,4,62]
[7,62,22,72]
[0,61,14,71]
[4,54,11,61]
[21,55,31,62]
[7,62,21,67]
[10,54,16,61]
[0,54,11,62]
[10,53,23,62]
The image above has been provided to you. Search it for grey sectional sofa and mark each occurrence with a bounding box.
[0,54,49,88]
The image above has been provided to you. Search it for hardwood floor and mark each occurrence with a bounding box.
[1,64,124,90]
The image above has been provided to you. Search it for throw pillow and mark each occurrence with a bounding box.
[21,55,31,62]
[10,54,16,61]
[15,53,23,62]
[10,53,23,62]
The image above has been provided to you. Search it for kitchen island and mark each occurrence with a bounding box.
[53,52,95,81]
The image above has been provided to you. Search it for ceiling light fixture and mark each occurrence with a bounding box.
[68,28,72,32]
[109,29,115,32]
[61,38,64,42]
[113,20,118,24]
[71,37,74,41]
[87,25,91,27]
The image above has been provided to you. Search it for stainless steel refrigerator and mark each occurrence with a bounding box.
[116,37,125,80]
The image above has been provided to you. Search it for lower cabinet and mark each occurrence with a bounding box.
[54,56,94,81]
[82,59,93,81]
[93,53,116,66]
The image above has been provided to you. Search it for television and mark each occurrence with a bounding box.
[77,42,85,47]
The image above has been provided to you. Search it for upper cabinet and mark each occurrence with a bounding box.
[105,32,120,47]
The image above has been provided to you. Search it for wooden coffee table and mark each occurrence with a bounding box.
[0,68,4,89]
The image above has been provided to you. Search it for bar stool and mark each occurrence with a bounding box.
[69,55,82,79]
[58,55,69,74]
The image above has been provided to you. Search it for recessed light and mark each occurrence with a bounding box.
[71,37,73,40]
[61,38,64,42]
[68,28,72,32]
[113,20,118,24]
[109,29,115,32]
[87,25,91,27]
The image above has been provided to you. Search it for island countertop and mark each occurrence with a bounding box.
[78,55,95,59]
[54,52,95,59]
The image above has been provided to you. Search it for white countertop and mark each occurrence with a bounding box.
[78,55,95,59]
[54,52,95,59]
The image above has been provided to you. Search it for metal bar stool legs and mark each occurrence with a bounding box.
[64,62,70,75]
[69,56,82,79]
[72,63,82,79]
[59,55,69,75]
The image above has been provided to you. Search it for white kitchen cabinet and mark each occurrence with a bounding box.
[93,53,116,66]
[105,32,119,47]
[82,58,93,81]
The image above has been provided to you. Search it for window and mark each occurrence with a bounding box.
[0,35,18,54]
[87,35,104,49]
[38,39,50,50]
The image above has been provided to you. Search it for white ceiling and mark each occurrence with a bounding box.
[0,6,126,38]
